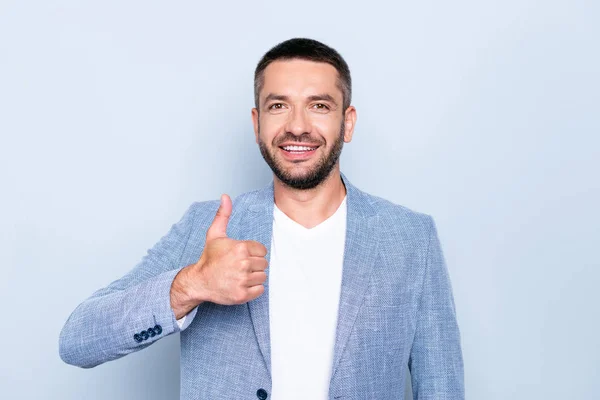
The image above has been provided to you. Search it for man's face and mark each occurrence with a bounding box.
[252,59,355,190]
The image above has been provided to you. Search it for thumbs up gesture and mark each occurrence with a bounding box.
[170,194,268,319]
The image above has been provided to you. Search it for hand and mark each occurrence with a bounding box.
[170,194,268,318]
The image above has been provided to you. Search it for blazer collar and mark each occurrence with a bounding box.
[237,171,379,383]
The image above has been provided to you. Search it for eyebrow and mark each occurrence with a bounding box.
[262,93,338,107]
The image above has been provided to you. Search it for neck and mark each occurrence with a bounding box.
[273,165,347,229]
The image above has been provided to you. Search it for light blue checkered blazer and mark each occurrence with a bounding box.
[59,172,464,399]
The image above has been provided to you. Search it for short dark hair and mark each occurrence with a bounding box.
[254,38,352,112]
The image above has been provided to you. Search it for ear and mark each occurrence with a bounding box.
[343,106,357,143]
[251,108,259,144]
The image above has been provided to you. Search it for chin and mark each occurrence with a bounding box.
[281,165,316,177]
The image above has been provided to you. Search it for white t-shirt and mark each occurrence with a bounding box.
[269,196,347,399]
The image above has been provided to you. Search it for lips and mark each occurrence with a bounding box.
[278,142,320,149]
[278,144,319,160]
[280,145,318,151]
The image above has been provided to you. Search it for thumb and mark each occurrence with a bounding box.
[206,194,232,240]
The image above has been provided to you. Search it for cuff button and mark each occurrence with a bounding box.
[256,388,268,399]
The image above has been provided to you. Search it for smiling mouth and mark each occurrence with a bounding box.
[278,144,319,159]
[279,144,319,152]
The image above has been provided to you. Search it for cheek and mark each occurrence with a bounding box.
[258,122,280,143]
[311,116,342,139]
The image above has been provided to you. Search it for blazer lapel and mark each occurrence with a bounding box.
[329,172,379,384]
[238,172,379,382]
[240,181,275,377]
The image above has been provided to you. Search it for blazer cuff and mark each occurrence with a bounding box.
[175,306,199,330]
[127,267,185,345]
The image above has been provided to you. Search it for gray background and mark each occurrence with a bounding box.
[1,0,598,399]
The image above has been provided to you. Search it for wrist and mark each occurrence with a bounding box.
[170,265,202,319]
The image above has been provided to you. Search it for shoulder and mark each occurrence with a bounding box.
[183,199,221,223]
[183,184,268,225]
[359,189,435,245]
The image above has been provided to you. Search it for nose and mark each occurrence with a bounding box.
[285,107,311,136]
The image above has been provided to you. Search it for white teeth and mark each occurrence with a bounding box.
[282,145,316,151]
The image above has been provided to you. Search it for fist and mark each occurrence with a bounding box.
[187,194,268,305]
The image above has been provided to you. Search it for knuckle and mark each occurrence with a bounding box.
[233,291,247,304]
[253,241,266,254]
[234,241,247,254]
[239,274,250,286]
[239,258,251,270]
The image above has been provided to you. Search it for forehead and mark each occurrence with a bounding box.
[260,59,342,101]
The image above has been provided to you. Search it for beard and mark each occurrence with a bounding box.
[258,121,345,190]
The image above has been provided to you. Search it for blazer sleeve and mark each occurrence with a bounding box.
[59,202,199,368]
[408,215,465,399]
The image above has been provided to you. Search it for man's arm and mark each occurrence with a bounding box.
[58,202,200,369]
[408,216,465,399]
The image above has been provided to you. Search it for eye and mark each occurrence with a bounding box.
[268,103,285,110]
[312,103,330,111]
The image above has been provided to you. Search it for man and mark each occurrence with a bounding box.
[59,38,464,399]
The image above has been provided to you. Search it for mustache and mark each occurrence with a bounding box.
[273,133,323,146]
